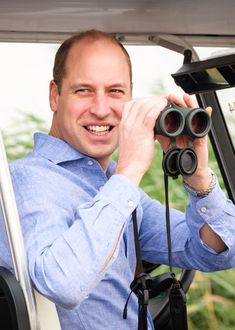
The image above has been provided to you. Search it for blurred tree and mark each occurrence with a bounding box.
[2,112,48,161]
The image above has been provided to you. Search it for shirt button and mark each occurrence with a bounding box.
[87,160,93,166]
[128,200,134,207]
[200,206,207,213]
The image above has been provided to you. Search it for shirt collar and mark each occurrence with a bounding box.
[33,132,86,164]
[33,133,117,176]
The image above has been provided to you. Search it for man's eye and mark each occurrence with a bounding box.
[75,89,90,94]
[110,89,124,95]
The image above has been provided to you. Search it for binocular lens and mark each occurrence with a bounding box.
[191,112,209,135]
[155,102,211,138]
[155,109,184,137]
[186,109,211,138]
[164,112,182,134]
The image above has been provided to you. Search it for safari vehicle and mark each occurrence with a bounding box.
[0,0,235,329]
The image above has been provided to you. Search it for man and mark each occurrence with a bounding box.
[1,30,235,329]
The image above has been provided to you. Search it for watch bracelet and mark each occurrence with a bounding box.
[183,171,216,198]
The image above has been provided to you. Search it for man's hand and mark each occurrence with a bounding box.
[157,93,213,191]
[115,96,168,186]
[115,93,213,191]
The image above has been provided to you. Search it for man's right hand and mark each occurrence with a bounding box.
[115,96,168,186]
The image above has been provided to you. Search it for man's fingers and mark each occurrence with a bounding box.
[205,106,213,116]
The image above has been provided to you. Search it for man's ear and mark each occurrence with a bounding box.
[49,80,59,113]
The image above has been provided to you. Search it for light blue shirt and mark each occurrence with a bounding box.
[1,132,235,330]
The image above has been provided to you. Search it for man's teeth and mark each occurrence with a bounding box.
[86,125,110,134]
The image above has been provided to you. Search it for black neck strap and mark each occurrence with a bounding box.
[164,173,173,272]
[123,208,152,330]
[132,209,144,276]
[164,173,188,330]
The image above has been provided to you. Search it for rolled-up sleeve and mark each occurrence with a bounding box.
[139,178,235,272]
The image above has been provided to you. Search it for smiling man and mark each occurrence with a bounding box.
[1,30,235,330]
[49,34,132,170]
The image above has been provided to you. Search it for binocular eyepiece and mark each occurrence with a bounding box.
[154,102,211,138]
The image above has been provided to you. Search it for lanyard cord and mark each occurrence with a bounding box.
[132,209,144,276]
[164,172,188,330]
[123,209,151,330]
[164,173,173,272]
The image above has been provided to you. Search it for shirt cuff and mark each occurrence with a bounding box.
[94,174,141,217]
[186,178,235,251]
[187,177,226,221]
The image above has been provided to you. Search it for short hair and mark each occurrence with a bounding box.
[53,29,132,93]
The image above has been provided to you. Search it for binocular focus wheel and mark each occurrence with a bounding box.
[163,147,198,178]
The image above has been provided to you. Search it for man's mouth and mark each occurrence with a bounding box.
[85,125,113,136]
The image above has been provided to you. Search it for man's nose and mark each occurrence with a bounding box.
[90,94,111,118]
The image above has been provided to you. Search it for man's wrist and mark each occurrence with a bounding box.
[183,171,216,198]
[115,166,143,187]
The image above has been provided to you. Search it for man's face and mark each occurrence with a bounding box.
[49,40,132,170]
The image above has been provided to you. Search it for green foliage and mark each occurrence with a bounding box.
[187,270,235,330]
[150,79,167,96]
[2,112,48,161]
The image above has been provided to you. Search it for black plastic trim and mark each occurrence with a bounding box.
[0,267,30,330]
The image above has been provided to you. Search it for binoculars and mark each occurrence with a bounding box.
[154,102,211,138]
[154,102,212,178]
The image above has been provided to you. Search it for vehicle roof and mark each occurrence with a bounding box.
[0,0,235,51]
